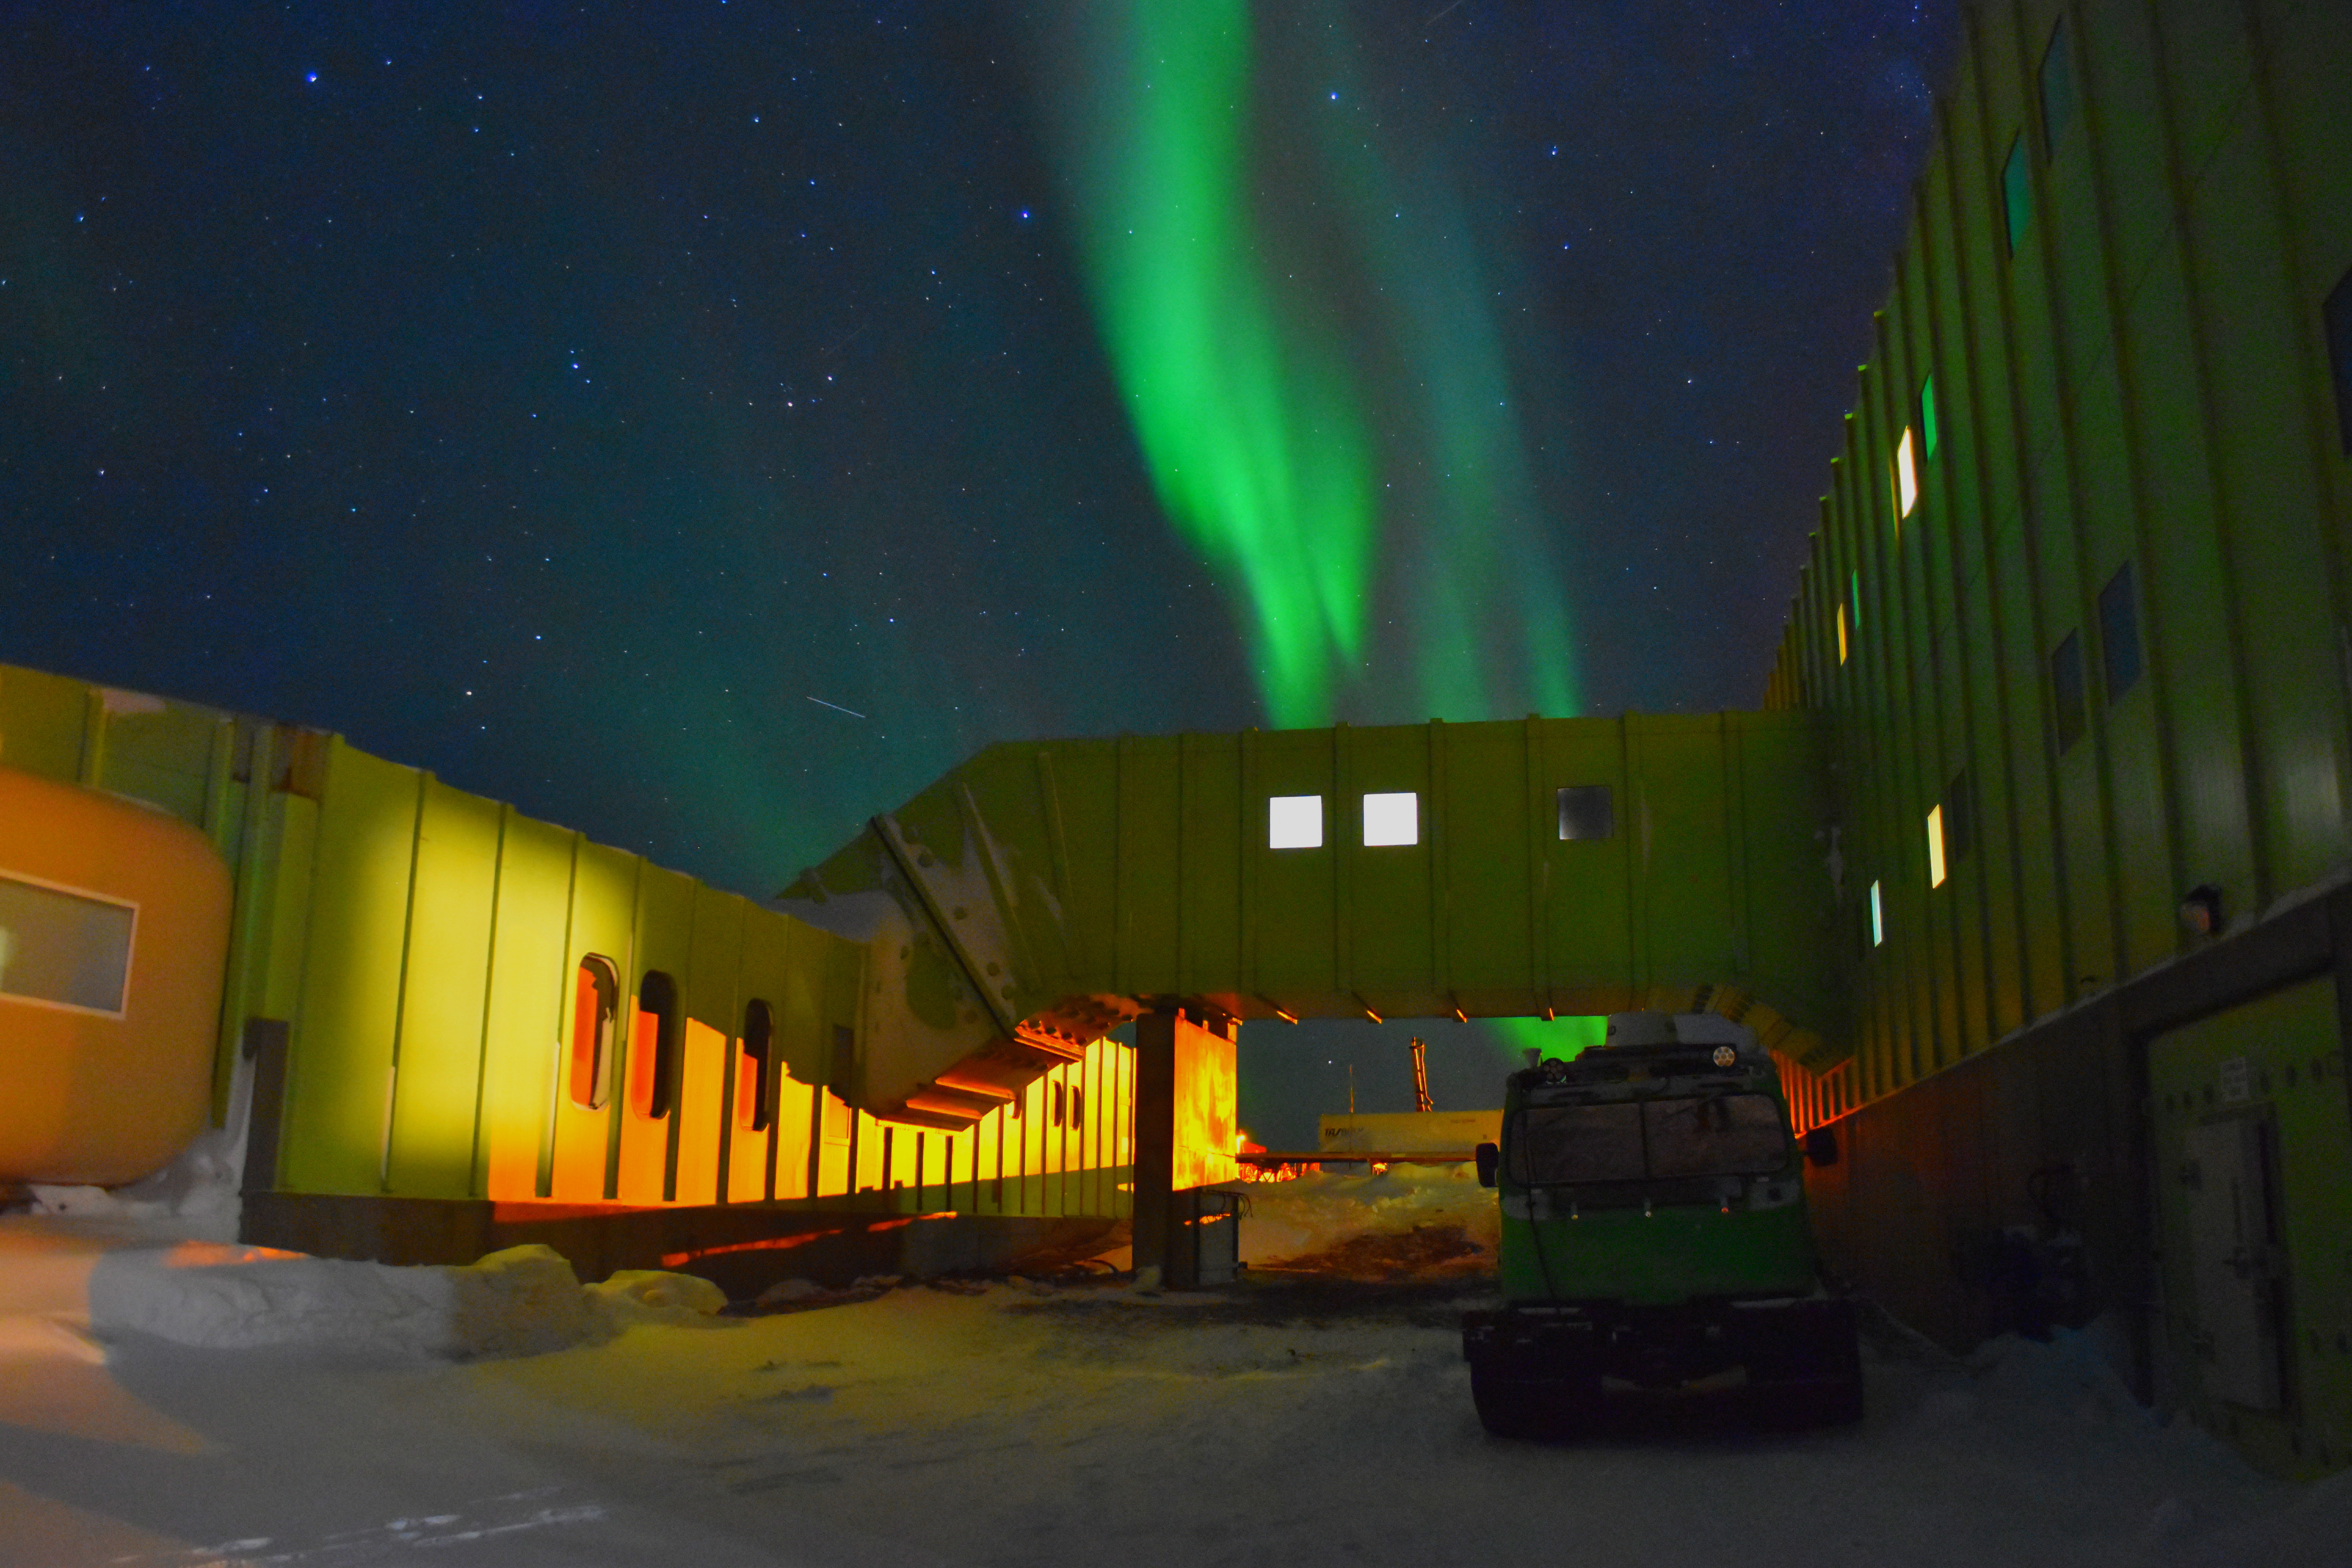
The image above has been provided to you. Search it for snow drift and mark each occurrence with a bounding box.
[83,1241,727,1358]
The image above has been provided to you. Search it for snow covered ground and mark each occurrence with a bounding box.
[3,1167,2346,1567]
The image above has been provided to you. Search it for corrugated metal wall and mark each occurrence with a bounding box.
[1764,0,2352,1476]
[1770,0,2351,1112]
[0,662,1139,1222]
[806,708,1847,1129]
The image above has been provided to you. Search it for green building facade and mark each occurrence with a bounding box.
[1765,0,2352,1475]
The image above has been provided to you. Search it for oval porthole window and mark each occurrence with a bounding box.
[739,998,775,1132]
[569,955,619,1110]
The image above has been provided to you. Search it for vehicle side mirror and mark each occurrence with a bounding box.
[1475,1142,1500,1188]
[1804,1126,1840,1167]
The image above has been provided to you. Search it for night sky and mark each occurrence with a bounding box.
[2,2,1955,1141]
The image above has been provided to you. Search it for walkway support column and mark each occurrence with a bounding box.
[1131,1010,1176,1283]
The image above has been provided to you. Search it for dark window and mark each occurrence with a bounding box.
[1944,765,1975,861]
[1644,1096,1791,1180]
[568,955,619,1110]
[1052,1080,1066,1126]
[2051,632,2088,753]
[1506,1094,1790,1185]
[739,998,774,1132]
[1510,1103,1643,1185]
[2325,265,2352,456]
[2098,562,2143,701]
[2003,135,2032,255]
[2038,18,2076,153]
[1557,785,1615,841]
[829,1022,854,1083]
[637,969,682,1119]
[1071,1087,1085,1128]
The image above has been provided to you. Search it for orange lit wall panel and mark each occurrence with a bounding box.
[547,1098,610,1202]
[817,1091,852,1197]
[614,1010,669,1204]
[854,1109,883,1195]
[772,1076,811,1200]
[1172,1013,1240,1191]
[673,1018,725,1206]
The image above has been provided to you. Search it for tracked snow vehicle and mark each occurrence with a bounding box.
[1463,1011,1860,1436]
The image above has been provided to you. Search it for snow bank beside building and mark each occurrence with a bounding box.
[83,1241,727,1358]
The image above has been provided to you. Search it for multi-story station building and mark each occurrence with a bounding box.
[1765,0,2352,1477]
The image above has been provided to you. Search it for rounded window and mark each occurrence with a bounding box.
[569,955,619,1110]
[637,969,682,1120]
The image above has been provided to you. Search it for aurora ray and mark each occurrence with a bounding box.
[1047,0,1372,728]
[1043,0,1584,730]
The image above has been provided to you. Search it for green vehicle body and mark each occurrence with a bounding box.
[1463,1011,1862,1437]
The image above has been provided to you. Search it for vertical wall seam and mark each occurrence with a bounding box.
[1529,717,1555,1009]
[1922,138,1998,1058]
[604,852,644,1201]
[1989,0,2079,1018]
[2074,0,2192,976]
[2013,0,2133,996]
[660,878,697,1202]
[1333,723,1352,999]
[377,770,430,1192]
[535,829,581,1200]
[465,802,509,1199]
[1957,3,2051,1029]
[2141,0,2271,910]
[715,893,746,1205]
[2234,0,2352,833]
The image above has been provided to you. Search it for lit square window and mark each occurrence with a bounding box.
[1267,794,1324,850]
[1361,791,1418,847]
[1926,805,1946,888]
[1895,427,1918,518]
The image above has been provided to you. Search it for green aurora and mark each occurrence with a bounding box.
[1047,0,1584,731]
[1044,0,1600,1069]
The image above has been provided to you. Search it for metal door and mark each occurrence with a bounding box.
[2180,1116,2283,1411]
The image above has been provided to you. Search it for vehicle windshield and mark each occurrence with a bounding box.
[1507,1093,1789,1185]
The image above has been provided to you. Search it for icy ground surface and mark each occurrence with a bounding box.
[3,1167,2347,1568]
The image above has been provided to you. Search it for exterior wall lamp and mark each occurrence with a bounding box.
[2178,884,2223,937]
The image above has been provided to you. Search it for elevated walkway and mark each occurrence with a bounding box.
[782,711,1848,1130]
